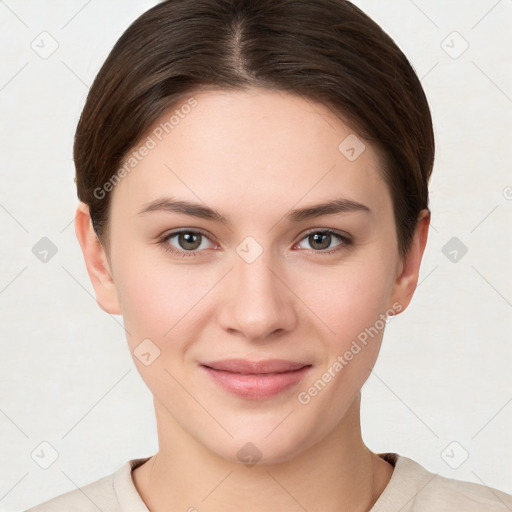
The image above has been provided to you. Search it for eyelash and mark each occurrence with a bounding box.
[157,228,352,258]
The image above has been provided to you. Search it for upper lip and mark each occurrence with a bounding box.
[201,359,310,375]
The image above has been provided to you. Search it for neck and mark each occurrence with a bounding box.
[133,394,394,512]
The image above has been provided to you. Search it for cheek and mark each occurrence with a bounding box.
[293,256,395,347]
[115,245,396,351]
[294,263,393,418]
[114,251,213,345]
[113,259,201,402]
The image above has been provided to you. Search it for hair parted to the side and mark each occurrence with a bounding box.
[74,0,434,261]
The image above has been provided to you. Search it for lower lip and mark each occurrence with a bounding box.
[201,365,311,400]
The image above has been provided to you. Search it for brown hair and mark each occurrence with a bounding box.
[74,0,434,260]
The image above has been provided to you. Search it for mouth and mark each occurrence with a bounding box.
[200,359,312,399]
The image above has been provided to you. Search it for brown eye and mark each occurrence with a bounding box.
[297,229,352,253]
[308,232,332,250]
[177,232,202,250]
[159,229,215,256]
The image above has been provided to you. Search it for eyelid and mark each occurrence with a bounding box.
[160,226,214,240]
[300,227,351,240]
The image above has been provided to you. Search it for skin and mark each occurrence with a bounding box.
[75,87,430,511]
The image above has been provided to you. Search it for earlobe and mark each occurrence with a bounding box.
[389,209,430,313]
[74,202,122,315]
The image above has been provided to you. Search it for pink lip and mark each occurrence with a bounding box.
[200,359,312,399]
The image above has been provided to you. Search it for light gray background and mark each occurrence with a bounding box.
[1,1,511,510]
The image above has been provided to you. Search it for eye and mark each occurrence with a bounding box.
[295,229,352,253]
[158,228,352,258]
[158,229,216,257]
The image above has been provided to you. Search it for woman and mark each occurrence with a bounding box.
[27,0,512,510]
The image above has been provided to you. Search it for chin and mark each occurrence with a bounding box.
[204,426,316,467]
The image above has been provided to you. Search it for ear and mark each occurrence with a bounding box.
[74,202,121,315]
[388,209,430,314]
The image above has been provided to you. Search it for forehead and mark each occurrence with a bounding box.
[110,88,392,222]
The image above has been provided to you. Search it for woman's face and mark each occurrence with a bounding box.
[94,88,424,464]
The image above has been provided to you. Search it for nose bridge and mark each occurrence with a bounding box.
[236,248,279,300]
[218,240,297,340]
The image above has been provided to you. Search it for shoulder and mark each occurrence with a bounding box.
[25,457,150,512]
[374,453,512,512]
[25,472,117,512]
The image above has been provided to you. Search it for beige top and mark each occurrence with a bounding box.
[26,452,512,511]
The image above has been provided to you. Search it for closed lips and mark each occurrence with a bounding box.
[201,358,313,399]
[201,359,311,374]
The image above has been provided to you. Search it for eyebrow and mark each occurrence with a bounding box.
[137,196,371,224]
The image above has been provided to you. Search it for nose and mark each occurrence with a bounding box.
[217,250,299,342]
